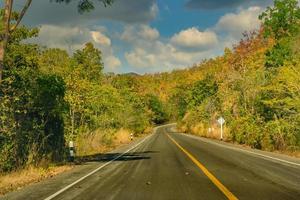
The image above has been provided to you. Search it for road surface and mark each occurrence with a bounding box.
[2,124,300,200]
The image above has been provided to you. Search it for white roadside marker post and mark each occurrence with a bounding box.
[217,117,225,141]
[130,133,133,141]
[69,141,75,162]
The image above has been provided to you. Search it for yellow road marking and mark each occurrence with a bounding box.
[167,134,239,200]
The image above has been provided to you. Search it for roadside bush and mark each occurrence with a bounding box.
[230,115,264,149]
[264,118,300,151]
[0,69,66,172]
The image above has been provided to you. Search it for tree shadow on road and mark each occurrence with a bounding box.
[76,151,159,164]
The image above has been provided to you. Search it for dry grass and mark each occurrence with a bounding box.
[179,124,188,133]
[0,165,73,196]
[292,34,300,54]
[273,150,300,158]
[75,129,110,157]
[178,123,300,158]
[114,128,131,145]
[143,127,153,134]
[76,128,146,157]
[190,123,205,137]
[185,122,229,140]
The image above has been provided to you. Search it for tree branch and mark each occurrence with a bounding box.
[10,0,32,33]
[3,0,13,37]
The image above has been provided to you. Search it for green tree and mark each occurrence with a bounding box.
[190,76,218,107]
[0,23,67,171]
[259,0,300,68]
[146,94,168,124]
[73,42,103,81]
[259,0,300,39]
[169,85,191,119]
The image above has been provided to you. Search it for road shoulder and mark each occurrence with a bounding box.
[168,125,300,167]
[0,133,152,200]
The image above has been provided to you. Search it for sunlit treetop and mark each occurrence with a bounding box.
[259,0,300,39]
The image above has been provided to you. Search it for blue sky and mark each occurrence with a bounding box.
[21,0,275,74]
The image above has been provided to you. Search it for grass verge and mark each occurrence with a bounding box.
[177,123,300,158]
[0,165,73,196]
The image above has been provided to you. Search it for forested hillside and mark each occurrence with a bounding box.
[136,0,300,153]
[1,0,300,173]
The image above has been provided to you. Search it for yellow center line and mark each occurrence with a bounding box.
[167,134,239,200]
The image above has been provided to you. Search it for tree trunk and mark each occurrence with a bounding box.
[71,108,75,138]
[0,0,13,84]
[0,42,4,83]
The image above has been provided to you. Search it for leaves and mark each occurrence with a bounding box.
[259,0,300,39]
[53,0,114,13]
[259,0,300,68]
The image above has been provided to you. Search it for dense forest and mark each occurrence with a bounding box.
[1,0,300,173]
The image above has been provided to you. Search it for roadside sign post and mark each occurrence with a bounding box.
[221,123,223,140]
[217,117,225,140]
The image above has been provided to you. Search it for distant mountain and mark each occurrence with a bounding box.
[123,72,141,77]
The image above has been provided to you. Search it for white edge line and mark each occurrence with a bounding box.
[180,133,300,167]
[44,134,152,200]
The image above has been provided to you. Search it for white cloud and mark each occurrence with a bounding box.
[120,25,159,42]
[105,56,122,70]
[206,6,264,52]
[122,6,265,72]
[120,26,134,42]
[171,27,218,50]
[30,24,121,72]
[123,5,265,73]
[31,25,88,51]
[121,25,218,72]
[149,3,159,20]
[215,6,262,38]
[125,51,147,68]
[138,25,160,41]
[125,39,215,72]
[90,31,111,46]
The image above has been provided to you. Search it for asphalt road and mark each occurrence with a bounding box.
[2,124,300,200]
